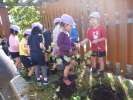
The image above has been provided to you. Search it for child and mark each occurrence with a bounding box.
[57,14,77,85]
[28,22,50,86]
[9,25,22,73]
[80,12,107,78]
[42,26,53,66]
[51,18,65,71]
[1,38,10,56]
[19,29,35,83]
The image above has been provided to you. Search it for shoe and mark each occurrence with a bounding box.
[92,68,97,73]
[17,68,24,73]
[43,78,50,85]
[63,79,71,85]
[37,80,42,86]
[26,79,33,83]
[98,71,104,78]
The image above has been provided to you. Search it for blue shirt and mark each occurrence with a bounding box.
[69,27,78,43]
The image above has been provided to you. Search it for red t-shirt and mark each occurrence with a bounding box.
[86,26,107,52]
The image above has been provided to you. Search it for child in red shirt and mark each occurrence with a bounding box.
[80,12,107,78]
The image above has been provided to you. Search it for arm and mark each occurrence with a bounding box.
[39,35,46,51]
[40,43,46,51]
[92,27,107,44]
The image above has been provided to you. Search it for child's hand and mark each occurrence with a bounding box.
[69,48,72,53]
[92,40,98,44]
[74,43,80,47]
[80,41,86,46]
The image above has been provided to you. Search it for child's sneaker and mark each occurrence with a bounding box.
[98,71,104,78]
[43,78,50,85]
[92,68,97,73]
[26,79,33,83]
[63,79,71,85]
[37,80,42,86]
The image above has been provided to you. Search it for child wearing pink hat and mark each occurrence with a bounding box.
[19,29,35,83]
[57,14,77,85]
[9,25,22,73]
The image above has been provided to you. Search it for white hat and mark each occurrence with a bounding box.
[23,29,32,35]
[54,18,61,24]
[10,25,20,32]
[32,22,43,29]
[89,12,100,19]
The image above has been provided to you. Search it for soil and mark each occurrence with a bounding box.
[56,74,78,99]
[87,83,126,100]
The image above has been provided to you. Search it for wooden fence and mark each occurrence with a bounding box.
[39,0,133,73]
[0,9,10,39]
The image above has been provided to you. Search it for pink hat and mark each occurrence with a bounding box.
[23,29,32,35]
[10,25,20,32]
[32,22,43,29]
[60,14,76,26]
[54,18,61,24]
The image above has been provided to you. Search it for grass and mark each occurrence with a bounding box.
[20,64,133,100]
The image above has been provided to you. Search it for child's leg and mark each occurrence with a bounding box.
[35,65,41,80]
[28,67,35,76]
[91,56,97,68]
[64,65,71,78]
[14,57,21,68]
[45,52,49,64]
[41,65,48,80]
[98,57,104,71]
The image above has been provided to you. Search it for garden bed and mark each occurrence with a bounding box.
[20,64,133,100]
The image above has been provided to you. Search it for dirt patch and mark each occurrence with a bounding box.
[56,74,78,99]
[87,83,126,100]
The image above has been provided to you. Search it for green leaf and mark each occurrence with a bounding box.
[81,61,86,66]
[76,54,80,59]
[64,56,70,62]
[47,46,51,52]
[56,58,63,65]
[86,60,91,64]
[56,86,60,92]
[84,50,93,58]
[51,43,57,48]
[49,53,55,57]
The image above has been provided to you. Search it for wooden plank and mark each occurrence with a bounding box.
[96,0,107,67]
[59,0,64,16]
[127,0,132,65]
[48,5,53,31]
[75,0,84,61]
[0,9,10,39]
[81,0,90,52]
[47,5,51,31]
[88,0,96,13]
[132,0,133,73]
[45,5,49,30]
[0,24,4,38]
[119,0,127,72]
[106,0,116,69]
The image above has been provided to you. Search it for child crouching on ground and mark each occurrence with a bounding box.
[57,14,77,85]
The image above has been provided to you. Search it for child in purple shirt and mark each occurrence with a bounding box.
[57,14,77,85]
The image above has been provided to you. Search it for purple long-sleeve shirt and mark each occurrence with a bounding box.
[57,32,75,56]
